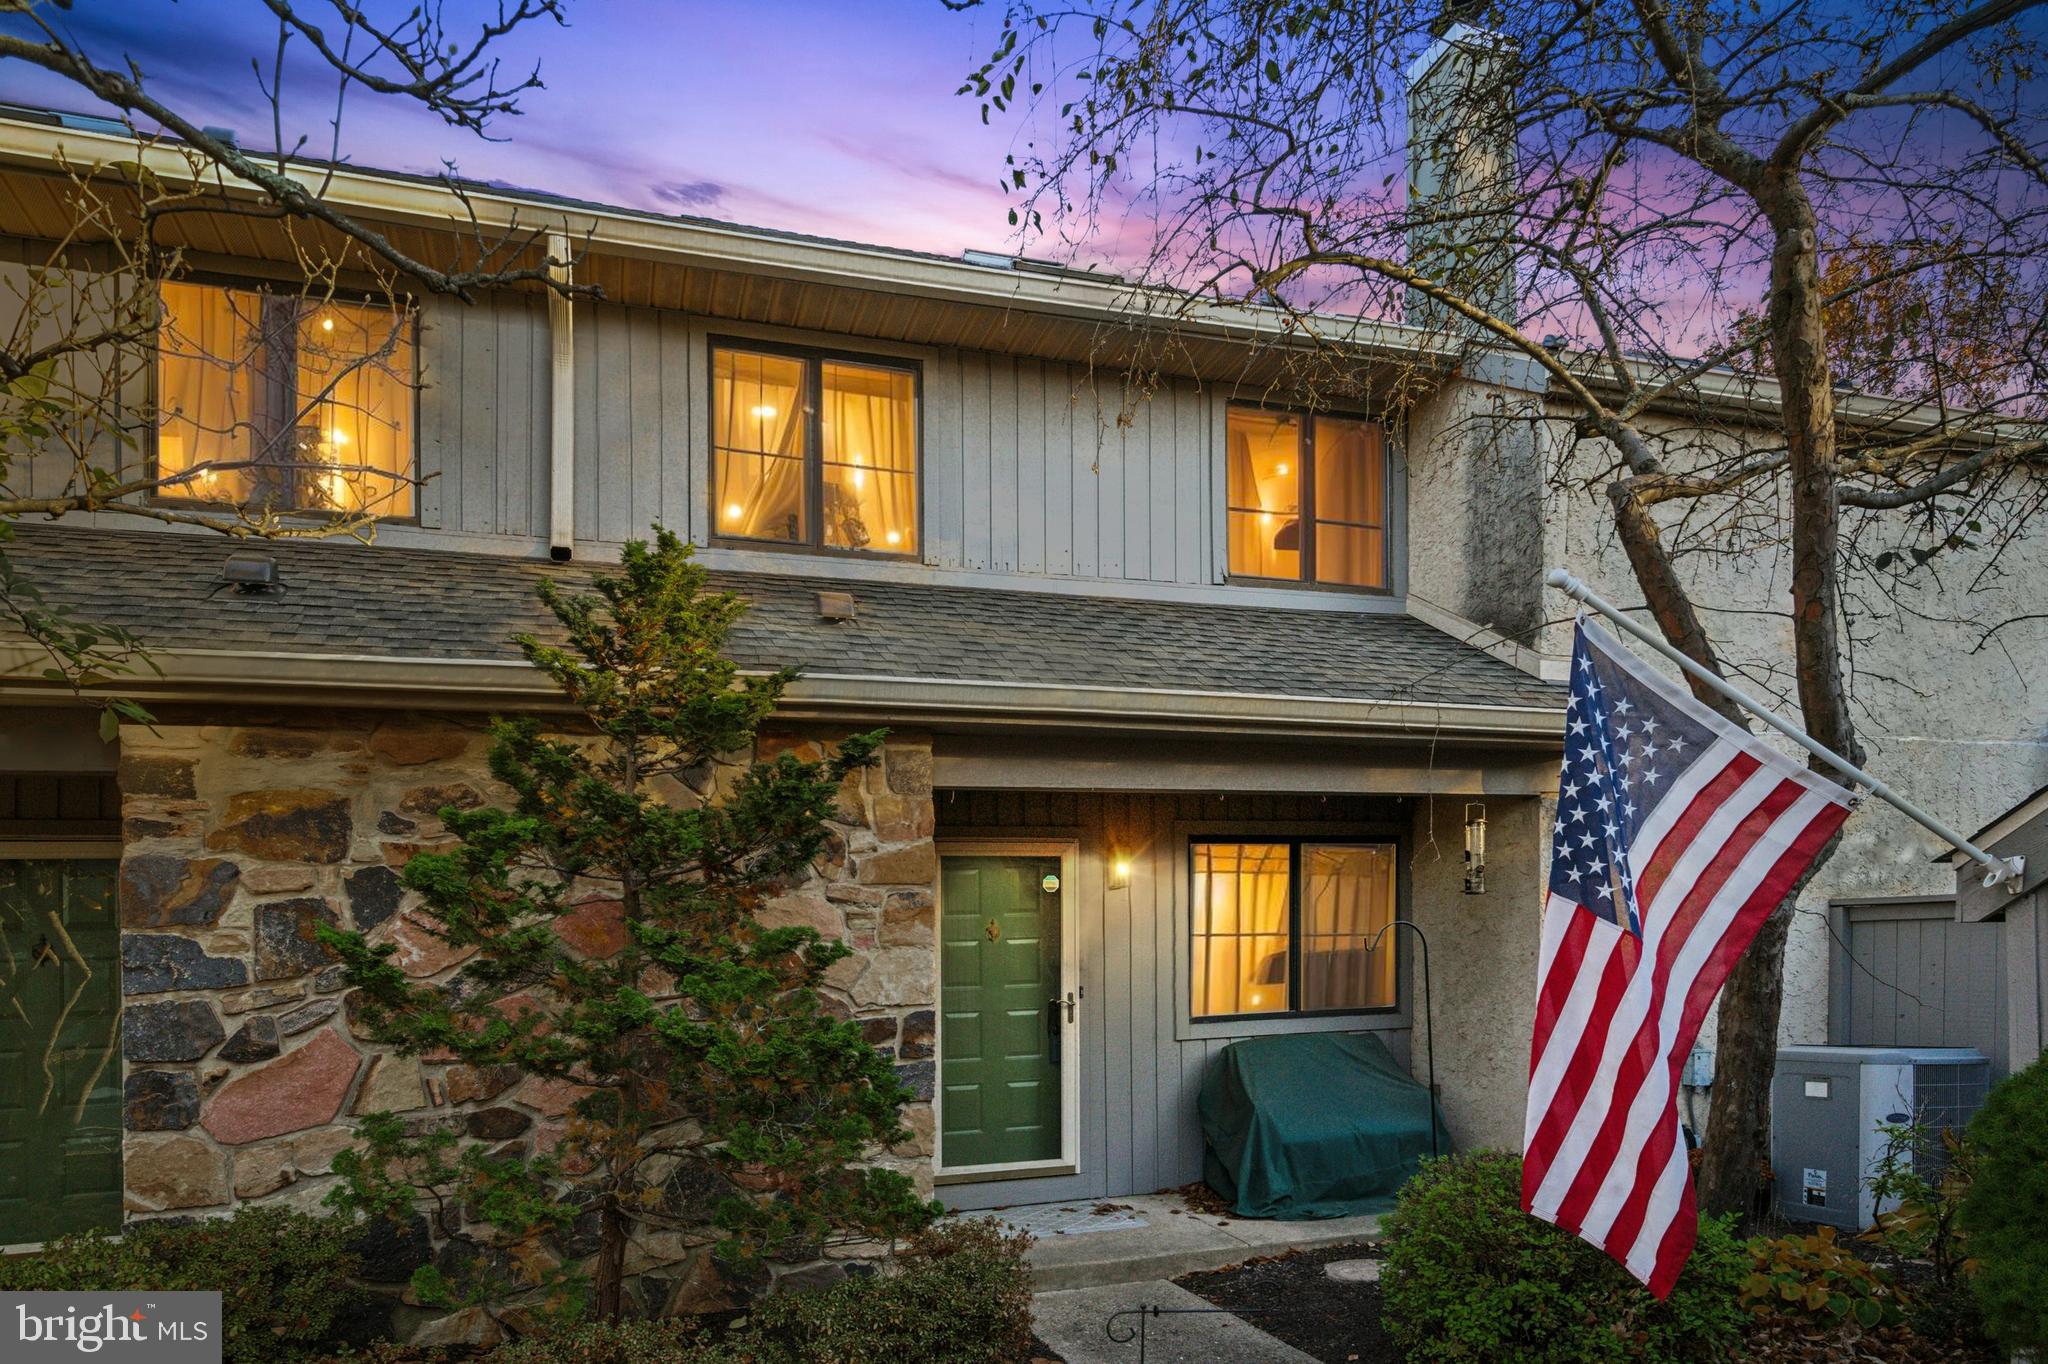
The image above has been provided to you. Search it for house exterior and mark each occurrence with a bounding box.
[0,106,1567,1258]
[4,66,2042,1274]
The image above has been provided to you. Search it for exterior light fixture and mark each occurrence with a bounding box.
[1463,802,1487,894]
[1108,856,1133,890]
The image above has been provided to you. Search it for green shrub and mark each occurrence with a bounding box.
[1742,1227,1905,1329]
[0,1206,370,1364]
[491,1318,745,1364]
[1380,1149,1747,1364]
[740,1219,1035,1364]
[1961,1055,2048,1353]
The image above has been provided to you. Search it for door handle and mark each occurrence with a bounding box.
[1045,992,1074,1063]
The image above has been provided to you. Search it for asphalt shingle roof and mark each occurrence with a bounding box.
[3,524,1562,711]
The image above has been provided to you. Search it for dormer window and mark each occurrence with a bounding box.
[1226,405,1388,589]
[711,342,919,557]
[154,280,416,517]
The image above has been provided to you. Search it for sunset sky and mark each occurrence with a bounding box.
[1,1,1031,257]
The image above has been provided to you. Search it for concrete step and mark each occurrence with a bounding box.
[969,1192,1384,1291]
[1032,1279,1320,1364]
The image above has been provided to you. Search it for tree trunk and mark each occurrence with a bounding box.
[1696,179,1859,1220]
[594,1195,629,1321]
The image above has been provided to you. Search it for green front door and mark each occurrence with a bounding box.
[940,855,1064,1169]
[0,859,122,1245]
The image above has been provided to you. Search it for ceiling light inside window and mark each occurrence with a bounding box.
[320,317,335,332]
[750,405,776,420]
[885,529,902,546]
[725,502,743,521]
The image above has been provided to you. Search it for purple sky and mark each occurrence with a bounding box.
[3,1,1031,257]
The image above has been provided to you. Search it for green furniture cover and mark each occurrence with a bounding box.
[1199,1032,1450,1220]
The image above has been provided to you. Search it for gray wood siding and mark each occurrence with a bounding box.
[413,310,1225,586]
[920,353,1217,586]
[416,292,549,535]
[1829,899,2009,1075]
[935,790,1409,1208]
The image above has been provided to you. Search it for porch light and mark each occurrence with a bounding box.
[1463,802,1487,895]
[1109,856,1133,890]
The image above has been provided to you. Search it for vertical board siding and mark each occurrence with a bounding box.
[1832,902,2009,1075]
[938,789,1405,1203]
[290,300,1219,572]
[416,293,549,536]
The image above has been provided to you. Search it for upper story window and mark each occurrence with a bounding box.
[1226,405,1388,589]
[712,343,919,556]
[1190,838,1397,1020]
[155,280,416,517]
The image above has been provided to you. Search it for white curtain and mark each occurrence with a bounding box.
[157,281,415,515]
[821,362,917,552]
[1192,843,1290,1016]
[713,350,806,540]
[1302,844,1396,1009]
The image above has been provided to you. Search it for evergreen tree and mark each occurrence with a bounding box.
[325,529,936,1320]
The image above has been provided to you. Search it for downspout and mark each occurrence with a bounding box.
[546,230,575,561]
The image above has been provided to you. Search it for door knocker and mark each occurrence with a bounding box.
[984,918,1001,942]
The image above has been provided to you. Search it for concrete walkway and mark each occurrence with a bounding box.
[964,1191,1384,1290]
[1032,1279,1320,1364]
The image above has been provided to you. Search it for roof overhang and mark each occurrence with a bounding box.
[0,112,1444,396]
[0,644,1566,745]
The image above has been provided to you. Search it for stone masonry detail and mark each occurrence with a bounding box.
[115,712,940,1282]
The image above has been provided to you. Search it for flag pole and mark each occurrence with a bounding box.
[1544,569,2024,892]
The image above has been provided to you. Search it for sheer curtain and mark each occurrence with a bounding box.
[297,301,416,515]
[1302,845,1396,1009]
[156,281,415,515]
[1193,843,1291,1016]
[156,281,257,500]
[713,350,806,541]
[821,362,916,552]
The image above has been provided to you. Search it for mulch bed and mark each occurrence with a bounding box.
[1173,1238,2001,1364]
[1175,1242,1396,1364]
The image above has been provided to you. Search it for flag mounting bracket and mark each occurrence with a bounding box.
[1544,569,2025,894]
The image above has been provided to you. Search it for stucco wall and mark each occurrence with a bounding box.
[1408,793,1549,1149]
[1407,377,2048,1060]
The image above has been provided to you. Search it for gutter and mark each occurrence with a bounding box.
[0,646,1566,743]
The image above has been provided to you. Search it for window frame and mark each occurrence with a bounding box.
[1186,834,1402,1024]
[1223,402,1393,594]
[706,336,925,560]
[147,273,423,524]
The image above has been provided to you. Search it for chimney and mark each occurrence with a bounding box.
[1404,23,1519,336]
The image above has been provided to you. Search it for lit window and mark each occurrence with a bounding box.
[155,281,415,516]
[1191,839,1396,1019]
[1225,406,1387,587]
[712,344,918,555]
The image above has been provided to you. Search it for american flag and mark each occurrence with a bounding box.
[1522,618,1852,1297]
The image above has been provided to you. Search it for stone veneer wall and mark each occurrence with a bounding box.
[114,709,937,1306]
